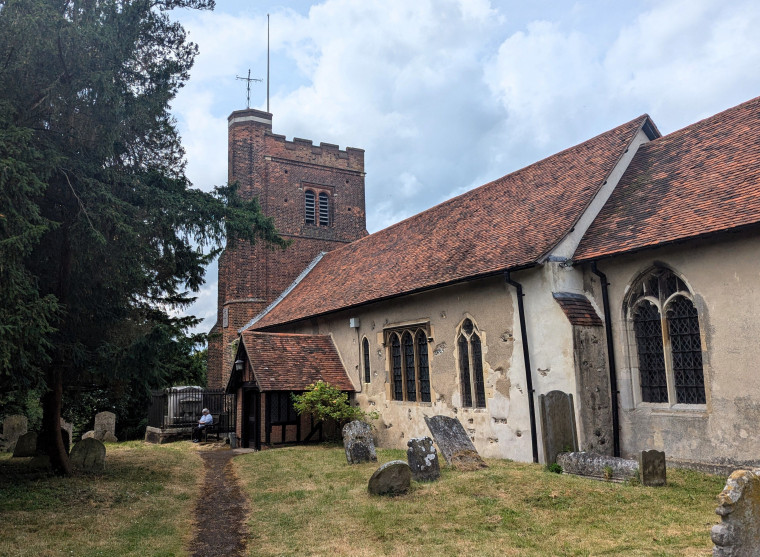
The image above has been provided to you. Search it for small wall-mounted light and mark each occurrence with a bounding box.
[349,317,360,328]
[234,359,244,372]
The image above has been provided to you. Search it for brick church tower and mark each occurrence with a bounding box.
[207,109,367,389]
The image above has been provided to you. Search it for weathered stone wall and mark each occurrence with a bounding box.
[572,326,613,455]
[585,230,760,467]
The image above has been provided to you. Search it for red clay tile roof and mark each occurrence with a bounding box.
[252,116,648,329]
[575,96,760,261]
[553,293,603,327]
[240,332,354,391]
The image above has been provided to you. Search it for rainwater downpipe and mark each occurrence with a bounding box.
[591,261,621,457]
[504,271,539,463]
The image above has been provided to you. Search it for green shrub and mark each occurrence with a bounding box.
[292,381,379,426]
[545,462,562,474]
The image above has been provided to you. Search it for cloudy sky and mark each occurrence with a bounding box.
[170,0,760,335]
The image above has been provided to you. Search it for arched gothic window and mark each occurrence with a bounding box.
[362,337,371,383]
[628,268,705,405]
[386,326,431,403]
[304,190,316,225]
[458,318,486,408]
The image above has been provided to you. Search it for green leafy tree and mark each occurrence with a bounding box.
[292,381,378,430]
[0,0,287,475]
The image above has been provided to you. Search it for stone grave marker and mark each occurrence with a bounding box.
[2,415,28,452]
[12,432,38,457]
[557,451,639,483]
[342,420,377,464]
[538,390,578,465]
[61,419,73,450]
[368,460,411,496]
[70,438,106,473]
[424,415,487,470]
[640,449,666,487]
[94,411,117,442]
[712,468,760,555]
[407,437,440,482]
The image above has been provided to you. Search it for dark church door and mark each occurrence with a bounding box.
[243,389,260,450]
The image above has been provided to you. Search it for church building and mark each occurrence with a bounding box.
[210,96,760,469]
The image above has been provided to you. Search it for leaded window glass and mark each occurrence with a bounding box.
[391,334,403,401]
[363,337,371,383]
[384,325,432,403]
[458,318,487,408]
[627,268,705,406]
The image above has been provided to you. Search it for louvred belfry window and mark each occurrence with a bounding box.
[458,318,486,408]
[628,268,706,405]
[318,192,330,226]
[304,190,316,225]
[386,325,432,403]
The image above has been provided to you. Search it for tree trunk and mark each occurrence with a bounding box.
[39,368,72,476]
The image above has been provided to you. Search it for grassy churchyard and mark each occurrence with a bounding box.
[1,442,725,556]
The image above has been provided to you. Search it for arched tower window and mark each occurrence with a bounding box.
[458,318,486,408]
[627,268,705,405]
[304,190,316,225]
[362,337,371,383]
[386,325,431,403]
[318,192,330,226]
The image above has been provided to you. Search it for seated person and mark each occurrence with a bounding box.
[192,408,213,442]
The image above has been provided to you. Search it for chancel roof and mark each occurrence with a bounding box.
[575,96,760,261]
[236,332,354,392]
[252,115,649,329]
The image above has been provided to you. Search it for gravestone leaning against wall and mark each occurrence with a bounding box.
[538,390,578,465]
[424,415,486,471]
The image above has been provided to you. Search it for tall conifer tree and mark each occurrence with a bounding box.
[0,0,286,474]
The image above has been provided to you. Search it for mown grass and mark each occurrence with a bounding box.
[0,441,200,557]
[235,445,726,557]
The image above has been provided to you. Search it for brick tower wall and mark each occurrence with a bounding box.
[207,109,367,388]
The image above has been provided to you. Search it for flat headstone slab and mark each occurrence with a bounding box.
[342,420,377,464]
[368,460,411,496]
[407,437,440,481]
[640,450,666,487]
[70,438,106,473]
[424,415,485,468]
[712,468,760,555]
[94,411,116,436]
[538,390,578,465]
[12,432,38,457]
[557,451,638,483]
[2,415,28,451]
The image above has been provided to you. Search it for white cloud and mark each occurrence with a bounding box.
[173,0,760,334]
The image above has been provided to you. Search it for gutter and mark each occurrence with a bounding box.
[504,271,539,464]
[591,261,621,457]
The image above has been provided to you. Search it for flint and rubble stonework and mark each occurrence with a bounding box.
[712,469,760,556]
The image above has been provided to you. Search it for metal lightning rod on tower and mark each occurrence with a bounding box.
[235,69,262,109]
[267,13,270,113]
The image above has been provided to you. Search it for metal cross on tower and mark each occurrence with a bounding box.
[236,69,263,109]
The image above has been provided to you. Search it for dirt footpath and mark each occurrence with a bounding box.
[190,448,250,557]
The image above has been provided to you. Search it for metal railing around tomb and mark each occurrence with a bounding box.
[148,388,235,433]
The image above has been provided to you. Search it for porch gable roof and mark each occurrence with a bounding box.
[238,332,355,392]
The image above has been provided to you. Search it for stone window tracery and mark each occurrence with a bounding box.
[458,318,486,408]
[627,268,705,405]
[385,325,431,403]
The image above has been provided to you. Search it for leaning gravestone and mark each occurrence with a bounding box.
[712,468,760,555]
[639,449,666,487]
[538,390,578,465]
[70,438,106,473]
[342,420,377,464]
[12,432,38,457]
[2,415,28,452]
[424,415,487,471]
[368,460,411,496]
[94,411,117,442]
[407,437,440,482]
